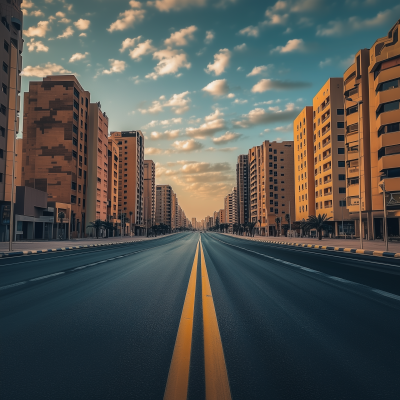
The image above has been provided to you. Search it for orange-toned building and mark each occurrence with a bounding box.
[313,78,351,236]
[110,130,144,235]
[22,75,90,238]
[144,160,155,229]
[294,107,315,223]
[107,137,119,222]
[156,184,173,227]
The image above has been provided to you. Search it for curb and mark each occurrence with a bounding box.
[222,234,400,259]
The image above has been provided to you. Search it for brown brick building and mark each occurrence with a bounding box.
[107,137,119,221]
[144,160,155,229]
[22,75,90,238]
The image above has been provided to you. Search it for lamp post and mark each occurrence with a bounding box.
[9,17,21,251]
[345,95,363,249]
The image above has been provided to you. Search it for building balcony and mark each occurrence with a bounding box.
[321,101,330,112]
[321,113,330,124]
[322,125,331,136]
[323,152,331,160]
[324,178,332,184]
[322,139,331,148]
[378,176,400,193]
[347,185,359,197]
[378,153,400,172]
[346,150,359,161]
[347,167,359,177]
[323,166,332,172]
[376,109,400,131]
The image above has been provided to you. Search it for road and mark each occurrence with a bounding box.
[1,232,399,399]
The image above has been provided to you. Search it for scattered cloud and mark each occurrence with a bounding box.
[30,10,45,17]
[205,48,231,76]
[120,36,141,52]
[233,99,248,104]
[21,0,34,9]
[74,19,90,30]
[129,40,156,60]
[234,43,247,51]
[205,30,215,44]
[145,147,163,155]
[247,65,270,77]
[148,0,207,12]
[108,2,145,33]
[21,62,72,77]
[150,130,180,140]
[319,58,332,68]
[271,38,305,53]
[146,48,191,79]
[26,38,49,52]
[164,25,197,46]
[274,123,293,132]
[69,52,89,62]
[202,79,230,97]
[212,131,242,144]
[102,59,127,75]
[251,78,311,93]
[172,139,204,152]
[139,91,191,115]
[186,117,227,139]
[57,26,74,39]
[23,21,50,37]
[238,25,260,37]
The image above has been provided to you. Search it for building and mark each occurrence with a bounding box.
[0,0,23,241]
[294,107,315,223]
[192,217,197,230]
[236,155,249,226]
[171,191,178,231]
[86,102,109,233]
[368,20,400,238]
[156,184,173,228]
[144,160,155,230]
[22,75,90,238]
[218,208,225,224]
[107,137,119,221]
[248,140,295,236]
[110,130,144,235]
[313,78,351,236]
[224,187,238,225]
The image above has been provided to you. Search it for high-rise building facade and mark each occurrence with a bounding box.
[23,75,90,238]
[192,217,197,229]
[248,140,295,236]
[294,106,315,222]
[313,78,351,235]
[156,184,173,227]
[144,160,155,229]
[87,102,108,227]
[110,130,144,235]
[107,137,119,221]
[236,155,249,225]
[224,187,238,225]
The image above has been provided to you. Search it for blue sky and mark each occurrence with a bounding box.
[20,0,400,219]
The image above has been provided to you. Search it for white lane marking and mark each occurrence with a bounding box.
[209,234,400,303]
[372,289,400,301]
[0,281,27,290]
[30,272,65,282]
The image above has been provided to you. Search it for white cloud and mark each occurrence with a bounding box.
[265,1,289,25]
[205,109,224,121]
[26,38,49,52]
[21,0,34,9]
[129,40,156,60]
[139,92,191,115]
[59,17,71,24]
[271,38,305,53]
[202,79,230,96]
[238,25,259,37]
[251,78,311,93]
[186,115,227,139]
[108,9,145,32]
[172,139,203,152]
[23,21,50,37]
[102,59,127,75]
[145,147,163,155]
[212,131,242,144]
[57,26,74,39]
[147,0,207,12]
[120,36,141,52]
[150,130,180,140]
[247,65,269,77]
[164,25,197,46]
[30,10,45,17]
[319,58,332,68]
[205,30,215,44]
[227,93,235,98]
[79,33,87,37]
[129,0,143,7]
[146,48,191,79]
[233,99,248,104]
[74,19,90,30]
[234,43,247,51]
[56,11,65,18]
[69,52,89,62]
[21,62,72,77]
[205,48,231,76]
[275,124,293,132]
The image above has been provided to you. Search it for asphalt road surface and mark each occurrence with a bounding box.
[1,232,399,399]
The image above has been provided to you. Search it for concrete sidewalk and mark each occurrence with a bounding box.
[221,233,400,258]
[0,234,173,257]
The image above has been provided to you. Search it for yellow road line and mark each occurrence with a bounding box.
[199,239,232,400]
[164,241,199,400]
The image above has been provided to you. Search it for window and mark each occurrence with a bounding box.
[338,148,345,154]
[339,187,346,194]
[0,149,3,158]
[71,182,77,190]
[71,195,76,204]
[73,112,78,121]
[1,83,7,94]
[339,200,346,207]
[338,161,345,167]
[387,168,400,178]
[337,122,344,128]
[339,174,345,180]
[73,137,78,146]
[74,100,79,109]
[337,135,344,141]
[73,125,78,134]
[270,207,274,212]
[376,101,399,117]
[0,104,6,115]
[270,200,273,205]
[337,109,344,115]
[346,105,358,115]
[74,88,80,98]
[275,209,279,214]
[377,79,398,92]
[378,122,400,137]
[3,62,8,73]
[0,173,2,182]
[4,40,9,52]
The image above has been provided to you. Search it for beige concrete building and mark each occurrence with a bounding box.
[218,208,225,224]
[294,107,315,223]
[236,155,249,225]
[107,137,119,221]
[224,187,237,225]
[86,102,109,231]
[313,78,351,236]
[144,160,155,229]
[110,130,144,235]
[23,75,90,238]
[192,217,197,229]
[156,184,173,227]
[248,140,295,236]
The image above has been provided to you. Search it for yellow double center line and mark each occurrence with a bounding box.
[164,238,231,400]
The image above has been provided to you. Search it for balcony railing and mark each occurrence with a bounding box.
[322,126,331,136]
[321,114,330,124]
[323,153,331,160]
[324,179,332,184]
[323,166,332,172]
[324,204,333,208]
[321,101,330,111]
[322,140,331,148]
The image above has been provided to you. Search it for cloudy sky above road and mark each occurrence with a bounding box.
[20,0,400,219]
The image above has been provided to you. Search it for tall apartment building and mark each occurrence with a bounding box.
[224,187,238,225]
[110,130,144,235]
[107,137,119,221]
[171,191,177,230]
[23,75,90,238]
[144,160,155,229]
[368,20,400,238]
[0,0,23,240]
[218,208,225,224]
[294,107,315,222]
[192,217,197,229]
[86,102,108,229]
[248,140,295,236]
[156,184,173,227]
[236,155,249,225]
[313,78,351,235]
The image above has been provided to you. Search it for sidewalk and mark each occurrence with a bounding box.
[221,234,400,258]
[0,234,173,257]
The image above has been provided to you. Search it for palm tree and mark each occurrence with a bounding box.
[87,219,104,239]
[275,217,281,237]
[247,221,256,237]
[58,211,65,239]
[103,221,115,238]
[303,214,332,240]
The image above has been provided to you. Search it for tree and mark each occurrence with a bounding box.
[303,214,332,240]
[247,221,256,237]
[129,211,134,236]
[275,217,281,236]
[58,211,65,239]
[103,221,115,238]
[87,219,104,239]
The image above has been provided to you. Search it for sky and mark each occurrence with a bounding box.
[20,0,400,220]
